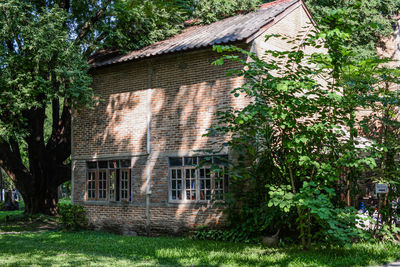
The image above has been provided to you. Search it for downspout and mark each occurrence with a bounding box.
[71,108,75,205]
[145,64,154,236]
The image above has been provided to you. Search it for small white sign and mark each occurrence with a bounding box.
[376,184,389,194]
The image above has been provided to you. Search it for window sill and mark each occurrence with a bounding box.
[167,200,226,207]
[83,200,132,206]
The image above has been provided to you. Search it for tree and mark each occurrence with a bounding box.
[305,0,400,59]
[0,1,93,214]
[0,0,186,215]
[181,0,262,24]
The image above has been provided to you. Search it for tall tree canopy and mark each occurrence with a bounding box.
[305,0,400,58]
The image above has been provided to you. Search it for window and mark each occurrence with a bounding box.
[86,159,131,202]
[169,156,228,202]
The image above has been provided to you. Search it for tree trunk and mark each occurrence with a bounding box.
[0,102,72,216]
[21,186,59,215]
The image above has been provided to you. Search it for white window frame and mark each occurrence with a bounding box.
[85,159,132,203]
[168,155,228,203]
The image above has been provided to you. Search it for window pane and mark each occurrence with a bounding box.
[198,156,212,165]
[172,181,176,189]
[87,162,97,169]
[177,180,182,189]
[184,157,197,166]
[171,167,183,201]
[199,167,211,201]
[120,159,131,168]
[98,171,107,199]
[213,155,228,165]
[120,170,129,201]
[214,171,227,200]
[98,161,108,169]
[109,160,119,169]
[185,168,196,201]
[169,157,182,167]
[87,171,96,199]
[109,170,116,201]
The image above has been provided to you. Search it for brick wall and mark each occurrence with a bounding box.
[72,46,246,235]
[72,3,312,235]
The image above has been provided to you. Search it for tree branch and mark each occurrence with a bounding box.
[75,2,111,45]
[1,7,23,52]
[46,97,71,163]
[0,136,30,186]
[52,163,71,187]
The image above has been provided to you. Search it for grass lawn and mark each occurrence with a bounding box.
[0,209,24,222]
[0,230,399,266]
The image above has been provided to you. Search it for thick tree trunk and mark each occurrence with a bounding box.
[0,101,72,216]
[20,185,59,215]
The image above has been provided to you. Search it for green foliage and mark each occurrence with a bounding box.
[57,203,88,231]
[305,0,400,59]
[210,2,400,249]
[0,1,93,139]
[0,169,14,190]
[98,0,186,52]
[193,227,259,243]
[186,0,261,24]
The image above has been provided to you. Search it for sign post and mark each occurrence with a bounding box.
[375,184,389,194]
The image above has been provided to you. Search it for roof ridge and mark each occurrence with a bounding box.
[260,0,295,9]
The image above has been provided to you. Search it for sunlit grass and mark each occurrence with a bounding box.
[0,231,399,266]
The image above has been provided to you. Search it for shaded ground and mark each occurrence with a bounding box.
[0,198,70,233]
[0,210,60,233]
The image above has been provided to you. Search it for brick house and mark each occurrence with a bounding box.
[71,0,315,235]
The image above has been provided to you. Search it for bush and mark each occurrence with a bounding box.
[193,227,259,243]
[58,203,88,230]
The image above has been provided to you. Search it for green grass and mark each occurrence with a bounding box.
[0,231,398,266]
[0,209,24,222]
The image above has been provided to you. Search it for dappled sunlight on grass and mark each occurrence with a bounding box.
[0,231,399,266]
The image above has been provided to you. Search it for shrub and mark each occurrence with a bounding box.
[193,226,259,243]
[58,203,88,230]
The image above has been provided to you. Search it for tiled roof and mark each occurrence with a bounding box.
[89,0,299,68]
